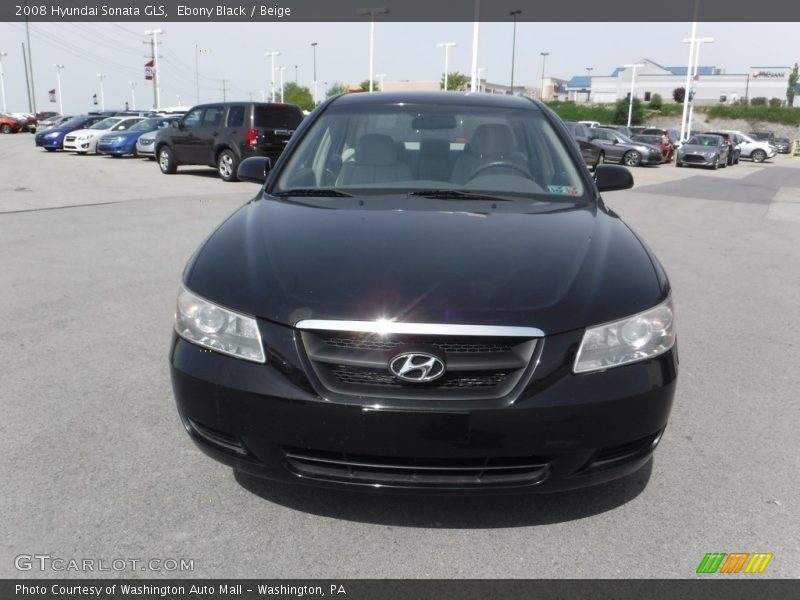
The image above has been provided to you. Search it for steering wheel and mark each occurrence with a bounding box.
[466,161,532,182]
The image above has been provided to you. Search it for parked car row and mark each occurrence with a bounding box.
[565,121,670,168]
[30,101,306,182]
[676,130,777,168]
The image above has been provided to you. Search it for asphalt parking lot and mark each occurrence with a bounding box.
[1,135,799,578]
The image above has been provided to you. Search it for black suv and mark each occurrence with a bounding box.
[155,102,304,181]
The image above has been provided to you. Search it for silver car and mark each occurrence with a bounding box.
[135,115,182,159]
[589,127,663,166]
[675,134,729,169]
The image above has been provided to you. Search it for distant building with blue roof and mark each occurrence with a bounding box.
[564,58,793,106]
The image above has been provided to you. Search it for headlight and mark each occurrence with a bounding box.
[45,132,60,138]
[174,286,265,363]
[573,296,675,374]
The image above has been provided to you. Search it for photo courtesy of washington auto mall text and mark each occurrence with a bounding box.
[1,0,799,598]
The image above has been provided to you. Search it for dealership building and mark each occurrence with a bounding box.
[565,59,798,105]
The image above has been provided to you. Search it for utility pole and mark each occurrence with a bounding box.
[21,43,32,113]
[220,79,228,101]
[54,64,65,114]
[279,67,286,103]
[144,29,163,110]
[194,45,211,104]
[623,63,645,127]
[436,43,456,91]
[470,0,480,93]
[0,52,8,113]
[540,52,549,100]
[25,18,36,113]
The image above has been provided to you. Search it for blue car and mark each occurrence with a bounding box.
[97,115,181,157]
[34,115,106,151]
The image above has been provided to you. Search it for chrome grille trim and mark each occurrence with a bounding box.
[296,319,544,338]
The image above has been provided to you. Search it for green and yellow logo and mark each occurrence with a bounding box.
[696,552,773,574]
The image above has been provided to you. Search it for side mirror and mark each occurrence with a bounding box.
[612,138,619,145]
[594,165,633,193]
[237,156,272,184]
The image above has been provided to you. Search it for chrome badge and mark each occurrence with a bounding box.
[388,352,446,383]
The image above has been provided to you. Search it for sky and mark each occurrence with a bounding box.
[0,21,798,114]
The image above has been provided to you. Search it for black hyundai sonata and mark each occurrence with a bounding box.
[170,92,677,494]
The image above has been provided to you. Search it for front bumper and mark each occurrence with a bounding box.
[35,134,63,148]
[63,136,96,152]
[678,153,719,166]
[97,139,136,155]
[136,139,156,156]
[170,320,678,494]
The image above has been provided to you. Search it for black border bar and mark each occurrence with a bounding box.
[1,0,799,22]
[3,579,799,600]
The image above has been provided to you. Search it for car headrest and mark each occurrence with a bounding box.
[354,134,398,166]
[420,138,451,156]
[469,124,515,157]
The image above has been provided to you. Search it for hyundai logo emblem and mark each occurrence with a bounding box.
[388,352,446,383]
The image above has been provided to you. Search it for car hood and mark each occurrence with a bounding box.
[100,130,140,141]
[184,195,667,334]
[69,128,104,137]
[680,144,720,153]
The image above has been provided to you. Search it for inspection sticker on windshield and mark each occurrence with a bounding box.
[548,185,580,196]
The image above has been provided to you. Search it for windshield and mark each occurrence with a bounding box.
[129,118,161,132]
[274,102,587,201]
[90,117,123,130]
[687,135,721,146]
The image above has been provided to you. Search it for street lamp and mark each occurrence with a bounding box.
[509,10,521,92]
[540,52,549,100]
[684,37,714,139]
[376,73,386,91]
[436,42,456,91]
[128,80,137,110]
[477,67,487,93]
[96,73,106,111]
[264,51,280,102]
[54,64,65,114]
[311,42,318,105]
[623,63,645,127]
[0,52,8,113]
[356,7,389,92]
[585,67,593,102]
[279,66,286,103]
[194,45,211,104]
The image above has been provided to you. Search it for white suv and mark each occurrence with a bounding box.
[720,130,776,163]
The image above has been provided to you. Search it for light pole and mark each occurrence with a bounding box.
[470,0,480,93]
[623,63,645,127]
[54,64,64,114]
[477,67,486,93]
[0,52,7,113]
[194,45,211,104]
[97,73,106,111]
[311,42,318,105]
[265,51,280,102]
[356,7,389,92]
[128,80,137,110]
[585,67,593,102]
[509,10,521,92]
[279,66,286,103]
[436,42,456,91]
[539,52,549,100]
[685,37,714,138]
[376,73,386,91]
[144,29,163,110]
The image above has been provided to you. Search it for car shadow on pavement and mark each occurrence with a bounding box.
[233,460,652,528]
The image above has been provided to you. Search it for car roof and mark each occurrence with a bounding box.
[328,91,542,110]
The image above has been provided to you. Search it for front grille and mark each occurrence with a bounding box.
[65,135,76,142]
[329,365,509,388]
[300,326,538,401]
[139,138,154,146]
[683,155,707,163]
[284,447,550,488]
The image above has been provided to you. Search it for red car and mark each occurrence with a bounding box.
[0,114,23,134]
[632,134,673,163]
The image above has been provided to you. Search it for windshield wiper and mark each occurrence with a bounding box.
[273,188,354,198]
[407,189,512,201]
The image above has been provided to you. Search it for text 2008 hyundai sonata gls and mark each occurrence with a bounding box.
[170,92,677,494]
